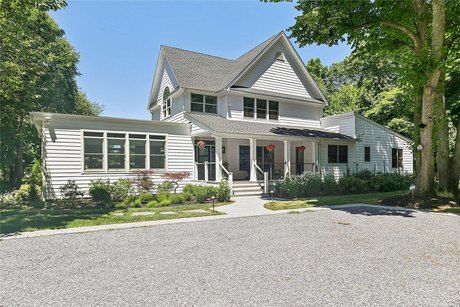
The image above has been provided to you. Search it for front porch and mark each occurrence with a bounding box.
[193,136,318,183]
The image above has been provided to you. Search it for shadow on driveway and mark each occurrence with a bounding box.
[328,205,417,218]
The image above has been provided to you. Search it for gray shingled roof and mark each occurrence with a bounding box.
[161,34,278,92]
[185,113,354,140]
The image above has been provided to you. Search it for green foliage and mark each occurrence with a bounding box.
[183,184,217,203]
[338,177,369,194]
[157,181,174,193]
[216,180,231,202]
[132,199,142,208]
[155,192,170,203]
[322,174,338,194]
[276,173,323,198]
[109,179,132,202]
[169,194,185,204]
[368,173,413,192]
[60,180,84,202]
[114,203,127,210]
[89,179,111,203]
[138,192,154,204]
[182,192,192,202]
[16,183,41,202]
[147,200,160,208]
[23,160,42,187]
[122,195,136,205]
[74,90,104,116]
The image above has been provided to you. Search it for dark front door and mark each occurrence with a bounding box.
[195,141,215,181]
[296,147,304,175]
[239,146,250,180]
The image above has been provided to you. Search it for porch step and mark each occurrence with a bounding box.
[232,181,263,197]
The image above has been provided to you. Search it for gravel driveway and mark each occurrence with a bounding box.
[1,206,459,306]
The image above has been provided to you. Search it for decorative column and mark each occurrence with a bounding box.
[249,138,257,181]
[215,136,222,181]
[283,140,290,177]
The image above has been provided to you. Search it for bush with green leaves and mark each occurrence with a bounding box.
[138,192,154,204]
[322,174,337,194]
[157,181,174,193]
[147,200,160,208]
[16,183,41,203]
[216,180,231,202]
[276,173,323,198]
[184,184,217,203]
[89,179,112,203]
[338,176,369,194]
[156,191,170,203]
[60,180,84,203]
[122,195,136,205]
[109,179,132,202]
[169,193,185,204]
[368,173,412,192]
[114,202,127,210]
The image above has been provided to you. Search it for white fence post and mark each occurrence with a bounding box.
[204,161,209,182]
[228,172,234,195]
[263,171,269,194]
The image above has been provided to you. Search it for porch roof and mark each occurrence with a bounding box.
[184,113,355,141]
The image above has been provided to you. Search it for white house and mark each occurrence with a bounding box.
[31,32,413,199]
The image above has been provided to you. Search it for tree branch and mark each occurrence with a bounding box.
[381,21,420,48]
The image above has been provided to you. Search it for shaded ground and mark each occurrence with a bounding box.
[1,208,459,306]
[380,193,459,209]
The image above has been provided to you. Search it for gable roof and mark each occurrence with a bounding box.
[148,32,326,109]
[185,113,354,141]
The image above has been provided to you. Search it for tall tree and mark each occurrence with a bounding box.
[270,0,459,197]
[0,0,102,188]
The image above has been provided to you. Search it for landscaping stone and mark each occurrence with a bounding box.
[159,211,178,215]
[131,212,156,216]
[112,213,124,216]
[184,209,209,213]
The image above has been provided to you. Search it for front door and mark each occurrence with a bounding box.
[296,147,304,175]
[239,146,251,180]
[195,141,215,181]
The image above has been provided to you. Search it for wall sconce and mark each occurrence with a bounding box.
[222,146,226,154]
[417,144,423,151]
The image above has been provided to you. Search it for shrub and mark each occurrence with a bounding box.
[156,191,170,203]
[110,179,132,202]
[159,199,172,206]
[352,170,374,181]
[132,199,142,208]
[182,192,193,202]
[170,193,185,204]
[23,159,42,187]
[160,171,191,193]
[60,180,84,203]
[89,179,112,203]
[16,184,41,202]
[114,203,127,210]
[147,200,160,208]
[183,184,217,203]
[322,174,337,195]
[123,195,136,205]
[138,192,154,204]
[216,180,231,202]
[131,170,155,195]
[369,173,412,192]
[338,176,369,194]
[157,181,174,193]
[275,173,323,198]
[0,191,20,209]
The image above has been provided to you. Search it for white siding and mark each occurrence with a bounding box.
[41,117,193,199]
[156,62,178,105]
[321,113,356,137]
[318,114,413,180]
[235,41,311,98]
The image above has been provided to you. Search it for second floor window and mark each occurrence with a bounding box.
[191,93,217,113]
[243,97,279,120]
[163,87,171,118]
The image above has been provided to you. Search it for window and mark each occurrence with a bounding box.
[256,99,267,119]
[83,132,104,170]
[269,101,279,120]
[107,133,125,170]
[162,87,171,118]
[191,93,217,113]
[150,135,166,169]
[243,97,279,120]
[129,134,146,169]
[392,148,403,168]
[364,146,371,162]
[328,145,348,163]
[244,97,254,118]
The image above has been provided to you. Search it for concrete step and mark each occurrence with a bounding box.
[232,190,264,197]
[232,186,263,192]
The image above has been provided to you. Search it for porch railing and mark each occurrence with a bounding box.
[219,162,233,195]
[253,162,269,194]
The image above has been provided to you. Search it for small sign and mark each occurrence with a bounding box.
[409,184,416,191]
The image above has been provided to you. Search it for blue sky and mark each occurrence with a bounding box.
[51,0,351,119]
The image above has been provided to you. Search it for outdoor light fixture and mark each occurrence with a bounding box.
[211,196,216,211]
[417,145,423,151]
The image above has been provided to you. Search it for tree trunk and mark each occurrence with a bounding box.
[448,121,460,196]
[435,73,449,191]
[13,115,24,188]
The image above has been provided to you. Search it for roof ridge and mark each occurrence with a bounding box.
[235,32,281,62]
[161,45,234,62]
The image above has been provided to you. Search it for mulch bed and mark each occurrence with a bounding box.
[380,194,459,209]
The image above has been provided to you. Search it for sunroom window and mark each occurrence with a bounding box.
[129,134,146,169]
[191,93,217,113]
[83,132,104,170]
[150,135,166,169]
[107,133,125,170]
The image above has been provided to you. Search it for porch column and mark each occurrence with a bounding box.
[249,138,257,181]
[215,136,222,181]
[283,140,290,177]
[312,142,317,172]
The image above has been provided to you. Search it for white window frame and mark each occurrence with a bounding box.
[190,93,218,114]
[162,87,172,119]
[243,96,279,121]
[81,130,168,173]
[149,135,167,170]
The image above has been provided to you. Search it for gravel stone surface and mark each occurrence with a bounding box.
[1,207,459,306]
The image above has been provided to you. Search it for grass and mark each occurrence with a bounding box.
[264,190,408,211]
[0,203,226,235]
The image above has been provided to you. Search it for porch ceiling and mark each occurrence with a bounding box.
[185,113,355,141]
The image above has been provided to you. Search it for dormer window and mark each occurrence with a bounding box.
[162,87,172,118]
[191,93,217,114]
[244,97,279,120]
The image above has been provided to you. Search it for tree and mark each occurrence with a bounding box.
[270,0,459,197]
[0,0,102,188]
[74,90,104,116]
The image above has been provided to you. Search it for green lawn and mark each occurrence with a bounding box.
[0,203,225,234]
[264,191,408,210]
